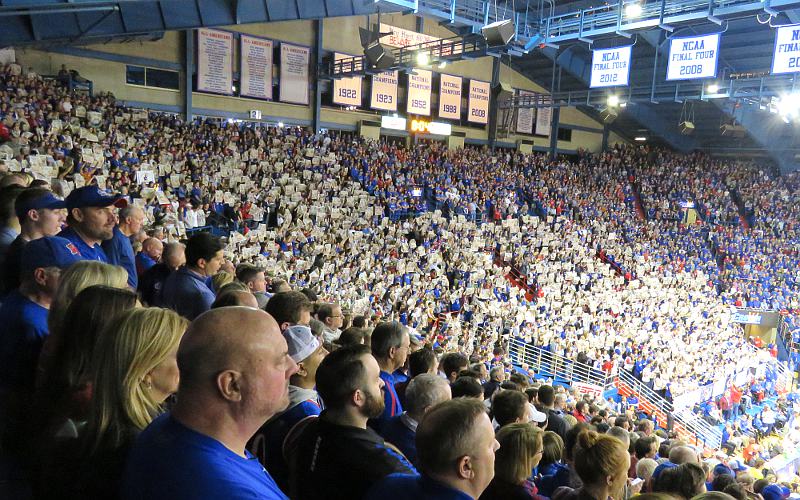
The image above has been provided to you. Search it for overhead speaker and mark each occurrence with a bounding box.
[482,19,516,47]
[599,107,618,124]
[364,41,395,70]
[720,124,746,138]
[359,24,393,48]
[679,121,695,135]
[493,81,514,99]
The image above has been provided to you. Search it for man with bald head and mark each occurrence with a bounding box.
[138,242,185,306]
[136,237,163,276]
[122,307,298,499]
[103,204,145,288]
[668,445,700,465]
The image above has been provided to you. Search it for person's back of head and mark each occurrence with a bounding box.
[564,422,593,462]
[48,260,128,334]
[416,397,497,498]
[614,415,630,429]
[669,446,700,465]
[637,457,659,482]
[211,271,234,291]
[494,423,543,486]
[162,242,186,270]
[691,492,737,500]
[0,184,25,225]
[653,463,707,500]
[265,290,312,329]
[607,426,630,449]
[573,428,629,495]
[408,347,437,377]
[211,289,258,309]
[405,373,451,420]
[538,384,556,407]
[540,430,564,468]
[723,483,747,500]
[87,307,187,453]
[451,376,484,399]
[492,389,529,427]
[352,315,367,328]
[509,373,529,389]
[337,326,366,346]
[440,352,468,382]
[711,474,736,493]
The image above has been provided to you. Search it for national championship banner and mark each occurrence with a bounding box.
[438,74,462,120]
[772,24,800,74]
[535,105,552,137]
[371,71,398,111]
[467,79,490,124]
[516,90,535,134]
[197,28,233,95]
[240,35,273,100]
[666,33,720,80]
[280,43,310,105]
[332,52,362,107]
[590,45,632,88]
[407,69,432,116]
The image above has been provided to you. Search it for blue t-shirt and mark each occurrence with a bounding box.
[136,252,157,276]
[59,226,108,262]
[122,413,288,500]
[102,226,137,288]
[0,290,49,392]
[161,267,216,320]
[365,473,470,500]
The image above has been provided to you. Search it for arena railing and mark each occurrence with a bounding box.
[508,338,723,449]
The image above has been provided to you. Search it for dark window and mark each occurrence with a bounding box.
[557,127,572,142]
[126,65,145,86]
[145,68,180,90]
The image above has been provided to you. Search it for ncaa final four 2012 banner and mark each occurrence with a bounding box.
[590,45,632,88]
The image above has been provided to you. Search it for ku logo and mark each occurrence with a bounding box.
[66,242,81,256]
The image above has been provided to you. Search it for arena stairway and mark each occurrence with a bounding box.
[508,338,724,450]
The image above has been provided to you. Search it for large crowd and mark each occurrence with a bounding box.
[0,59,799,499]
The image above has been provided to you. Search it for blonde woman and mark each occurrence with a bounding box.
[47,307,187,498]
[481,422,545,500]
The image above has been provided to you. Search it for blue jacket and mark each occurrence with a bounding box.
[366,474,471,500]
[380,413,418,467]
[161,267,216,320]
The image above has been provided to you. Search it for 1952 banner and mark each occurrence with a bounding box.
[371,71,398,111]
[280,43,310,105]
[438,74,462,120]
[590,45,631,88]
[468,79,490,124]
[332,53,362,107]
[516,90,535,134]
[407,69,432,116]
[666,33,719,81]
[772,24,800,74]
[240,35,273,100]
[197,28,233,95]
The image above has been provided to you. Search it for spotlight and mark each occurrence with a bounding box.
[607,95,620,107]
[707,83,720,93]
[438,61,447,69]
[634,136,647,141]
[416,52,429,66]
[278,122,284,128]
[625,2,643,17]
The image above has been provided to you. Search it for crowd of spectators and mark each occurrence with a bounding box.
[0,58,799,499]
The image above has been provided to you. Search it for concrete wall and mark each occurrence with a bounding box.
[14,14,621,152]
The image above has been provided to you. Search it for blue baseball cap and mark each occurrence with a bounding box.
[65,185,127,211]
[21,236,83,272]
[763,484,791,500]
[15,191,66,219]
[713,463,734,477]
[651,462,677,482]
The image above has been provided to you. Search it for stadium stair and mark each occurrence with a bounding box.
[626,172,647,221]
[727,187,753,229]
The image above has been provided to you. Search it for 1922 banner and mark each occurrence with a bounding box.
[438,74,462,120]
[407,69,432,116]
[516,90,535,134]
[240,35,273,100]
[467,79,490,124]
[280,43,310,105]
[371,71,398,111]
[332,53,362,107]
[666,33,719,80]
[197,28,233,95]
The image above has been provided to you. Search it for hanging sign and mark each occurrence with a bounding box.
[590,45,632,88]
[332,52,362,106]
[438,74,462,120]
[280,43,310,105]
[197,28,233,95]
[468,79,490,124]
[371,71,399,111]
[516,90,535,134]
[407,69,432,116]
[666,33,720,80]
[772,24,800,74]
[240,35,273,100]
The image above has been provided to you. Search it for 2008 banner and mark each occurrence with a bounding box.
[666,33,720,81]
[467,80,490,124]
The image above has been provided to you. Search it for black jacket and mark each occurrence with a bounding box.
[285,411,416,500]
